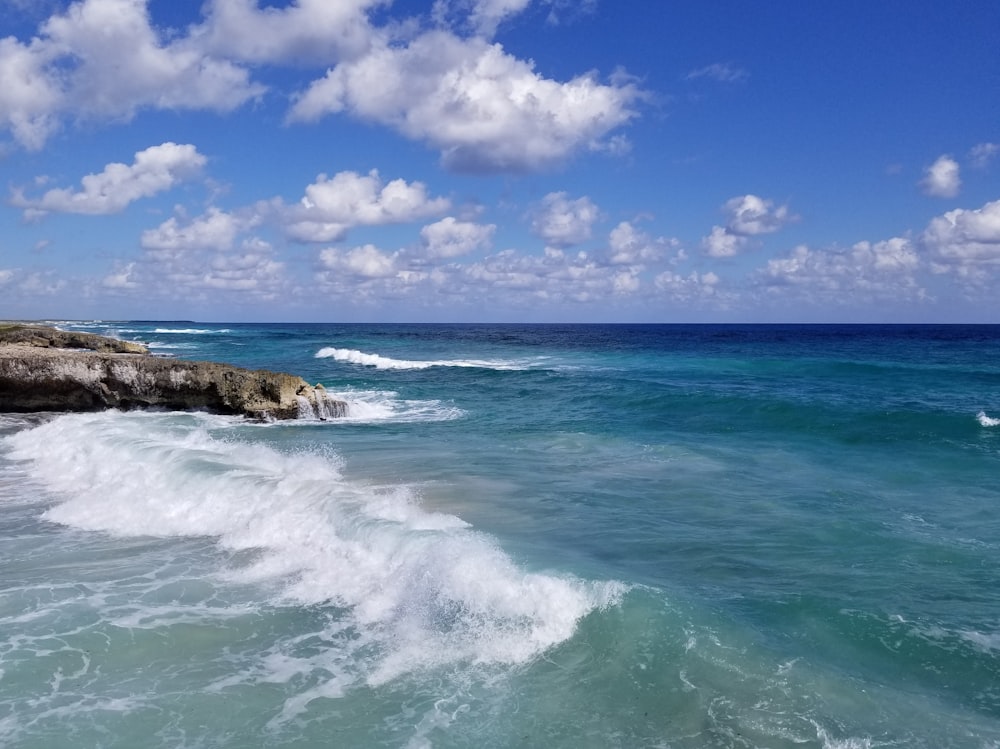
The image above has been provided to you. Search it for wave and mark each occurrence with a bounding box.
[976,411,1000,427]
[153,328,232,334]
[3,411,623,698]
[315,347,540,371]
[298,388,463,423]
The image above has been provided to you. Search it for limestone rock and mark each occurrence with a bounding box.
[0,325,347,421]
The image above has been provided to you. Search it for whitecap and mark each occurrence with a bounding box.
[977,411,1000,427]
[153,328,232,334]
[315,347,537,371]
[3,411,624,698]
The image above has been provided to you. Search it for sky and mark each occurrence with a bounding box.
[0,0,998,323]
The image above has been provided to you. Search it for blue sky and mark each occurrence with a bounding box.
[0,0,998,322]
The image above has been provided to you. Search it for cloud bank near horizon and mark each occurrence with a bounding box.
[0,0,997,322]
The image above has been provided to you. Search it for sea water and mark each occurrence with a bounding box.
[1,323,999,748]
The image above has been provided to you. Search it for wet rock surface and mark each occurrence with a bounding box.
[0,325,346,420]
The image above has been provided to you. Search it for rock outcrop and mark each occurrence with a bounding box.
[0,324,346,421]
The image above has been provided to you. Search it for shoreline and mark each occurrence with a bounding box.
[0,324,345,421]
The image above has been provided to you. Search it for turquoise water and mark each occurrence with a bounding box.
[2,323,999,747]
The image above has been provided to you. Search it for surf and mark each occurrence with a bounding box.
[314,347,540,371]
[3,411,624,697]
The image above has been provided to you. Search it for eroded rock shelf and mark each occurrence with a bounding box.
[0,324,346,421]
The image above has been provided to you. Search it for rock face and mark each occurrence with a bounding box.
[0,325,347,421]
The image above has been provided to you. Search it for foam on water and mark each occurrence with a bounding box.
[3,411,623,697]
[977,411,1000,427]
[153,328,232,334]
[317,388,463,423]
[315,347,540,371]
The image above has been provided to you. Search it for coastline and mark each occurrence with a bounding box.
[0,324,345,420]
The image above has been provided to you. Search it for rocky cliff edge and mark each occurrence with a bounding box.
[0,324,346,421]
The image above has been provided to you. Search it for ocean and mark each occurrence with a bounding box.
[1,322,999,748]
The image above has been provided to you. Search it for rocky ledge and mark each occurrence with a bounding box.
[0,324,346,421]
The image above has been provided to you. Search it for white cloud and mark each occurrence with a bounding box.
[969,143,999,169]
[607,221,675,265]
[0,269,16,285]
[282,169,450,243]
[11,142,206,218]
[686,62,748,83]
[723,195,795,237]
[920,155,961,198]
[433,0,532,37]
[530,192,600,247]
[0,0,263,149]
[17,270,66,296]
[541,0,598,26]
[192,0,382,64]
[119,234,288,301]
[102,262,138,289]
[701,226,747,258]
[0,36,62,150]
[420,217,496,259]
[923,199,1000,282]
[141,207,255,254]
[753,238,924,303]
[724,194,793,236]
[319,244,399,279]
[700,194,793,258]
[460,247,607,301]
[198,247,285,293]
[288,31,640,173]
[654,270,721,303]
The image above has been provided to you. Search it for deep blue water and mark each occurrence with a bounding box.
[2,322,999,747]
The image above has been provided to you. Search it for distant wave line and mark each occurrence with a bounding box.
[315,347,537,371]
[153,328,232,334]
[977,411,1000,427]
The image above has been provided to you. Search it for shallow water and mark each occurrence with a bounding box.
[2,323,999,747]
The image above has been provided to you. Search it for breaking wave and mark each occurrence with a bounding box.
[315,347,540,371]
[3,411,623,702]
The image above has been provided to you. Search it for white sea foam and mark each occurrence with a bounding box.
[317,388,463,423]
[3,411,623,698]
[315,347,539,371]
[153,328,232,334]
[977,411,1000,427]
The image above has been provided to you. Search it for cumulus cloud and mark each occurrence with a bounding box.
[0,269,16,285]
[141,207,257,255]
[541,0,598,26]
[700,194,793,257]
[197,246,285,292]
[654,270,721,303]
[723,194,793,236]
[11,143,206,218]
[120,234,288,301]
[1,0,640,175]
[318,244,399,279]
[923,199,1000,282]
[460,247,613,302]
[530,192,601,247]
[0,36,62,150]
[753,238,924,304]
[702,226,748,258]
[968,142,999,169]
[420,217,495,259]
[920,155,961,198]
[432,0,532,37]
[191,0,382,64]
[288,31,640,173]
[607,221,676,265]
[281,169,450,243]
[0,0,263,149]
[102,262,138,289]
[686,62,748,83]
